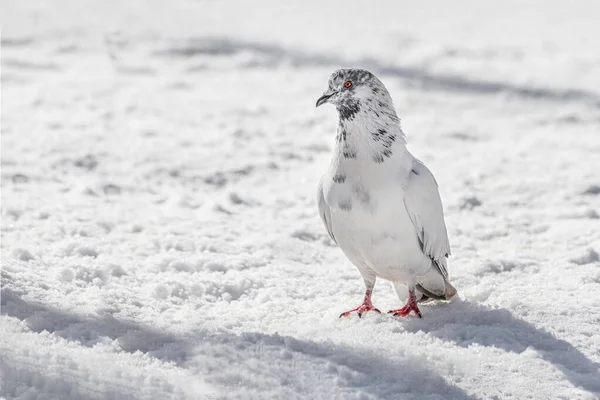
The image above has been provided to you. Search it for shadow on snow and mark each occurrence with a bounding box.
[403,299,600,395]
[157,36,600,107]
[2,287,473,400]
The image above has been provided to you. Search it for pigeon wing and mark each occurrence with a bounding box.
[317,179,337,244]
[403,159,451,279]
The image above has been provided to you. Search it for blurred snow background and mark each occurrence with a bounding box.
[1,0,600,399]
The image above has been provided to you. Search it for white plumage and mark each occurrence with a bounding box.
[316,68,456,318]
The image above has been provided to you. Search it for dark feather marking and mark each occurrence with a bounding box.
[339,100,360,120]
[333,174,346,183]
[372,128,386,142]
[339,199,352,211]
[371,129,396,161]
[373,153,385,163]
[336,128,348,143]
[343,149,356,159]
[417,238,424,252]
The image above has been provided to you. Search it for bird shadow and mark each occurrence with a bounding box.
[1,287,476,400]
[402,299,600,395]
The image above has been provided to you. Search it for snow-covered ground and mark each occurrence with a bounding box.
[2,1,600,399]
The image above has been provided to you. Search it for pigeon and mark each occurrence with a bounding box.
[316,68,457,318]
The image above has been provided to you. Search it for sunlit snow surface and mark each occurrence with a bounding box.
[1,1,600,399]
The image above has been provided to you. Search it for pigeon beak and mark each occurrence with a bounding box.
[316,91,335,107]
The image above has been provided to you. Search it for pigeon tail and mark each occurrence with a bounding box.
[416,280,457,303]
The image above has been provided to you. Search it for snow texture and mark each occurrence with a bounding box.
[1,0,600,399]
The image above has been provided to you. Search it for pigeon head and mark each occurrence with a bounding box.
[316,68,394,121]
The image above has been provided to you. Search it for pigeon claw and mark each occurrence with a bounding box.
[387,307,422,318]
[339,305,381,319]
[387,301,422,318]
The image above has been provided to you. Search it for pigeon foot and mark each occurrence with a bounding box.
[388,289,422,318]
[339,290,381,318]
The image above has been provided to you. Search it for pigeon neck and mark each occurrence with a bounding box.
[334,106,407,164]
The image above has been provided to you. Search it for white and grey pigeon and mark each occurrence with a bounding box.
[316,68,457,318]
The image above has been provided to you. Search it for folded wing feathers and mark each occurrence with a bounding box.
[317,179,337,244]
[403,160,451,279]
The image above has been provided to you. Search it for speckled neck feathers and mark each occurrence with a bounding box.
[335,95,407,164]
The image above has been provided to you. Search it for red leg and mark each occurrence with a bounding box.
[339,290,381,318]
[388,288,422,318]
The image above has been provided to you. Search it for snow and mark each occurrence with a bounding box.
[1,0,600,399]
